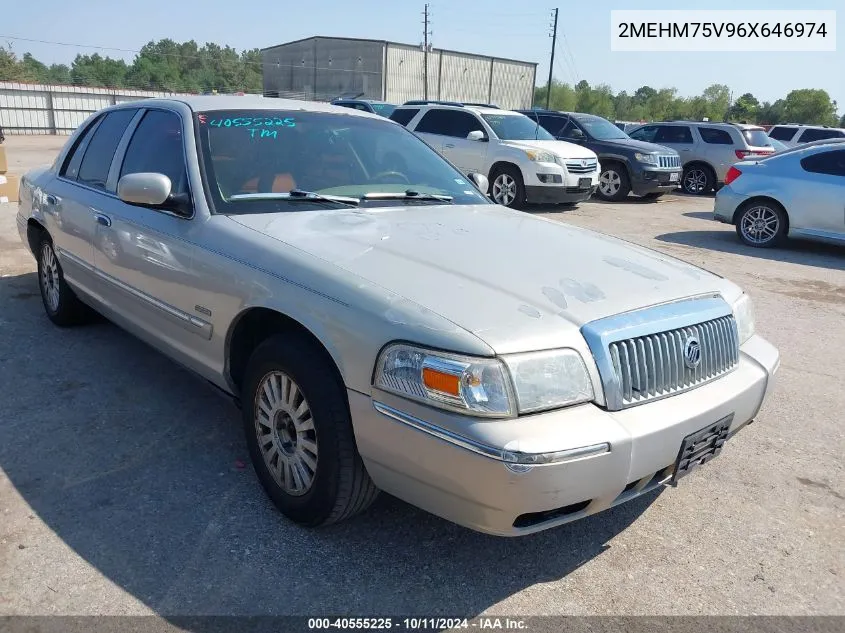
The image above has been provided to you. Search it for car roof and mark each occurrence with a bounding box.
[397,103,514,116]
[106,95,384,119]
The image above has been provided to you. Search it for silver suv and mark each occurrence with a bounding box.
[767,124,845,148]
[628,122,774,195]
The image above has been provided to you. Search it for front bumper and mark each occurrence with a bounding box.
[631,168,683,195]
[525,184,598,204]
[351,334,779,536]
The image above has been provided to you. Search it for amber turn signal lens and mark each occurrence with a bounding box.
[422,367,461,397]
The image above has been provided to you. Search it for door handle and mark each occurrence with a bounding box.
[443,143,455,149]
[45,194,59,206]
[95,214,112,227]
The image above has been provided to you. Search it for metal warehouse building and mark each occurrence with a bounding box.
[261,36,537,110]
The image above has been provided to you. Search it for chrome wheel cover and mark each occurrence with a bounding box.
[40,244,61,313]
[740,206,780,244]
[254,371,318,496]
[492,173,517,206]
[599,169,621,196]
[683,168,708,193]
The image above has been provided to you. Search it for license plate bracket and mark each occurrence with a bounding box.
[669,172,680,182]
[671,414,734,485]
[578,177,592,189]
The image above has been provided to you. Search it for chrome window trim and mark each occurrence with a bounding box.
[372,401,610,465]
[581,295,735,411]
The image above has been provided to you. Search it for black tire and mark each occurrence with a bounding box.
[596,163,631,201]
[681,164,715,195]
[641,192,665,200]
[489,165,526,209]
[735,200,788,248]
[36,235,91,327]
[242,334,379,527]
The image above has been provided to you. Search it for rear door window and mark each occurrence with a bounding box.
[389,108,420,126]
[655,126,693,144]
[60,115,103,181]
[699,127,734,144]
[77,109,137,190]
[797,128,845,143]
[768,126,797,141]
[415,109,480,138]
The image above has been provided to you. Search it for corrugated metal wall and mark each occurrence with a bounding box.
[262,38,384,102]
[439,52,491,104]
[261,38,536,109]
[0,82,191,134]
[490,60,536,110]
[383,43,535,108]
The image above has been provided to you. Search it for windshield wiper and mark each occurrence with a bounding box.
[360,190,453,203]
[228,190,359,206]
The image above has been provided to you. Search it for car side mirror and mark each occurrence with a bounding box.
[568,129,586,141]
[117,172,191,216]
[467,130,487,142]
[468,172,489,194]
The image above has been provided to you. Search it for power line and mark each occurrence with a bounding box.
[558,25,579,84]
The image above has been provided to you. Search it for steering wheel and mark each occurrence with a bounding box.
[371,170,411,185]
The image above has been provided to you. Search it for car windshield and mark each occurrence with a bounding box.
[743,129,773,147]
[370,103,396,117]
[573,114,629,140]
[481,113,554,141]
[195,110,491,213]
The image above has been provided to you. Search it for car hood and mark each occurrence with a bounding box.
[499,139,597,160]
[592,138,679,155]
[229,205,738,354]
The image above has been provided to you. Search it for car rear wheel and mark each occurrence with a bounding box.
[681,165,714,195]
[735,201,787,248]
[596,164,630,201]
[242,334,379,527]
[490,166,525,209]
[37,236,92,326]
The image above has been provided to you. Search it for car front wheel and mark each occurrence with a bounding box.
[490,166,525,209]
[242,334,379,526]
[736,201,787,248]
[681,165,714,195]
[596,164,631,201]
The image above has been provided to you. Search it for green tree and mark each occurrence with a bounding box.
[782,89,838,126]
[840,113,845,127]
[726,92,760,123]
[758,100,785,125]
[70,53,128,87]
[0,45,25,81]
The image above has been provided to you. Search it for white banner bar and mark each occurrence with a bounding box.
[611,10,837,52]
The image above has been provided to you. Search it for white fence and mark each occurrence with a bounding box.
[0,82,193,135]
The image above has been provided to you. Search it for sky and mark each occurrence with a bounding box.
[2,0,843,110]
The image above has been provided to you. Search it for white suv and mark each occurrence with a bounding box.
[389,102,599,208]
[767,124,845,148]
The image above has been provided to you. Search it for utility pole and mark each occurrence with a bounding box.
[423,4,431,100]
[546,8,558,109]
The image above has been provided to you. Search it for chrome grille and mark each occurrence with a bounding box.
[607,315,739,407]
[658,154,681,169]
[565,160,598,174]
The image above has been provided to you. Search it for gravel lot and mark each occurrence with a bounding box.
[0,136,842,619]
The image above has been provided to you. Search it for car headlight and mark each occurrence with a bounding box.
[374,344,515,417]
[732,293,755,344]
[374,343,594,417]
[524,149,557,163]
[634,152,658,165]
[502,349,594,414]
